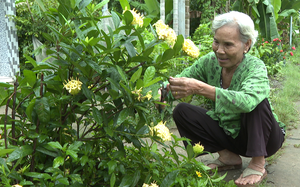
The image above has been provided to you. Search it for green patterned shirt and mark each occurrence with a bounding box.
[168,52,285,138]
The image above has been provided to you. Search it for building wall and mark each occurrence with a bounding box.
[0,0,19,83]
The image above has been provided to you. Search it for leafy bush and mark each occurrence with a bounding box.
[249,38,296,76]
[0,1,228,186]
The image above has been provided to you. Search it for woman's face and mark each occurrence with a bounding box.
[212,25,251,70]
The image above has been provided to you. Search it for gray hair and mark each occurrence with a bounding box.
[211,11,258,49]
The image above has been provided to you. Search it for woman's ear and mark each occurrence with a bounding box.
[245,39,252,52]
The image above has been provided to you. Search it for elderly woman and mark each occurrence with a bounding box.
[160,11,285,186]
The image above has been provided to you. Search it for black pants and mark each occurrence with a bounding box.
[173,99,285,157]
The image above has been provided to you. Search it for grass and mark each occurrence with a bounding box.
[271,52,300,130]
[265,48,300,166]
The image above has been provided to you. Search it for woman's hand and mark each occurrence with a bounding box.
[168,77,203,99]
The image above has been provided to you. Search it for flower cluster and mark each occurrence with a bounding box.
[150,121,172,142]
[182,39,200,58]
[131,87,152,101]
[142,182,159,187]
[154,20,200,58]
[63,77,83,95]
[193,142,204,155]
[196,171,202,177]
[123,8,144,27]
[153,20,177,47]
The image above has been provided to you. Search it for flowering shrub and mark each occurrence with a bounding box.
[0,1,225,186]
[249,38,296,76]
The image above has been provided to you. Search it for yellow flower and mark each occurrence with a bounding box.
[123,8,144,27]
[196,171,202,177]
[193,142,204,155]
[150,183,159,187]
[142,182,159,187]
[151,121,172,142]
[63,77,83,95]
[143,90,152,101]
[12,185,23,187]
[154,20,177,47]
[182,39,200,58]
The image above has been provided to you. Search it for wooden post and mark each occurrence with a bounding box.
[185,0,190,38]
[178,0,185,37]
[173,0,179,34]
[160,0,165,23]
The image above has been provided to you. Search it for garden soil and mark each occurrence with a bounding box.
[1,101,300,187]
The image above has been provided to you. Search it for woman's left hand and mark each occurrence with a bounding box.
[168,77,202,99]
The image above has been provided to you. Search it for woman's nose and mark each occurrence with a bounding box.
[216,44,225,53]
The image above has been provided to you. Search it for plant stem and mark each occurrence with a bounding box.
[31,73,44,172]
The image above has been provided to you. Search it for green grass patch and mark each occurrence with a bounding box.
[271,58,300,130]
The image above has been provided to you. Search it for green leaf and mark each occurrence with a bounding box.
[145,0,159,16]
[117,65,128,83]
[57,177,69,185]
[23,70,36,88]
[35,97,50,123]
[48,141,63,150]
[143,66,155,86]
[160,170,180,187]
[66,150,78,160]
[136,126,149,135]
[151,143,157,152]
[161,49,175,62]
[92,0,109,14]
[131,170,141,187]
[173,35,184,55]
[117,108,130,124]
[24,54,37,67]
[130,67,143,83]
[186,144,194,159]
[170,146,180,165]
[144,77,162,88]
[142,46,154,57]
[25,98,36,122]
[24,172,51,179]
[69,141,83,151]
[53,156,64,168]
[80,155,89,166]
[101,30,112,49]
[92,107,103,125]
[110,173,116,187]
[119,174,133,187]
[20,181,34,186]
[78,0,92,10]
[69,174,83,184]
[211,173,227,182]
[36,146,58,157]
[0,149,14,157]
[136,79,144,88]
[34,0,46,12]
[7,145,33,162]
[120,0,131,11]
[107,160,117,175]
[124,41,137,57]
